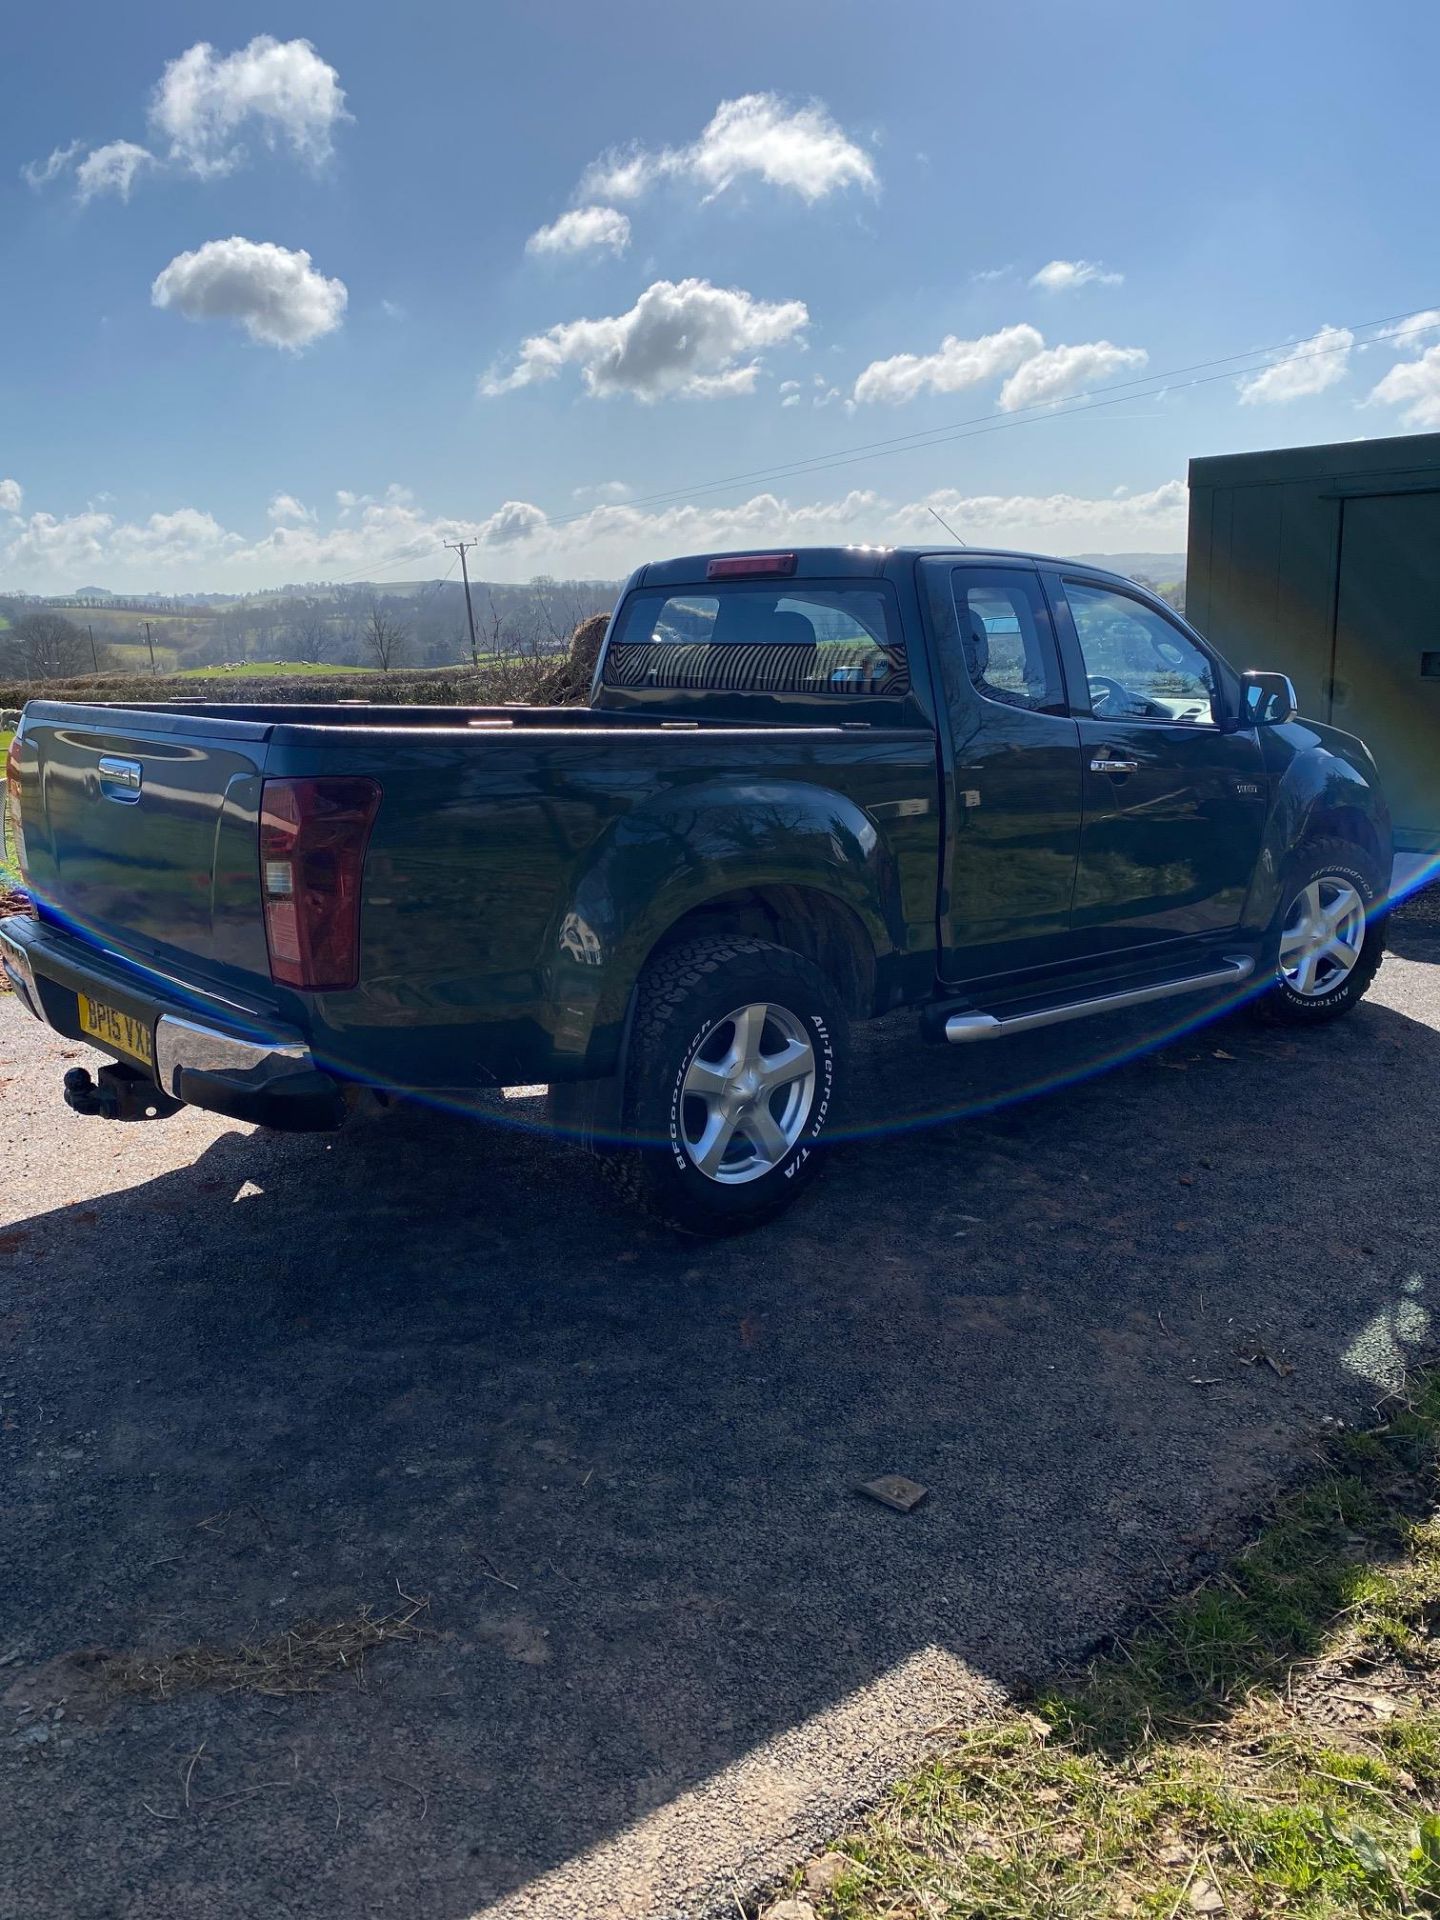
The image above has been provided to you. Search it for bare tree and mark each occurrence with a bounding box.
[2,612,99,681]
[482,591,508,660]
[363,601,408,672]
[291,605,333,664]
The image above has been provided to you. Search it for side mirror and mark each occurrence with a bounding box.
[1240,670,1298,726]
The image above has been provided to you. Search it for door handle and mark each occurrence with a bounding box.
[1090,756,1139,775]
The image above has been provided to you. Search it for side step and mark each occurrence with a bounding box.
[943,955,1255,1044]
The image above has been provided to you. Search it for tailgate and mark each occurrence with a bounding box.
[19,703,276,987]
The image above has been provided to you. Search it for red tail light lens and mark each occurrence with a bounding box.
[4,735,25,879]
[259,777,381,991]
[706,552,797,579]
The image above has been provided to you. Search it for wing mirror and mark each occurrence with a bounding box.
[1240,670,1298,726]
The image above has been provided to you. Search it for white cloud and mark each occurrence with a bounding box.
[1369,345,1440,429]
[151,237,347,350]
[20,140,82,189]
[3,505,238,580]
[0,478,22,513]
[853,324,1043,405]
[572,480,632,502]
[526,205,631,257]
[475,500,550,547]
[74,140,154,204]
[581,92,876,205]
[1373,311,1440,355]
[1236,324,1353,404]
[268,492,316,526]
[0,476,1190,595]
[998,339,1148,410]
[481,277,808,402]
[1029,259,1123,292]
[780,379,802,409]
[149,35,349,178]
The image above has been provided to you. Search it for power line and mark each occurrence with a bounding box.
[293,300,1440,583]
[541,302,1440,524]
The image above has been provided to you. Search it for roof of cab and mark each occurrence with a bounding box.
[633,546,1136,589]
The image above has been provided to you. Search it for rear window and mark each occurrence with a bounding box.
[604,583,908,696]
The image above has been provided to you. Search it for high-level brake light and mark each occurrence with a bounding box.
[259,777,381,991]
[705,553,797,580]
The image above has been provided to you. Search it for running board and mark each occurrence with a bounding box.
[944,956,1255,1044]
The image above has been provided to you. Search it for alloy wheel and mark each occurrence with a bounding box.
[680,1001,817,1184]
[1278,876,1366,997]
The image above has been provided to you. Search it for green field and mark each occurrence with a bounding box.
[107,640,183,674]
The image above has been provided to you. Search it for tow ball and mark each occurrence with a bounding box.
[63,1063,181,1122]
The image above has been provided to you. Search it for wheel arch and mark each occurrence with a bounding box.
[646,883,879,1018]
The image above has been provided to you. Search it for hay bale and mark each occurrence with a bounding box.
[533,613,611,705]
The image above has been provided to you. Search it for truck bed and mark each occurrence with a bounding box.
[9,696,941,1094]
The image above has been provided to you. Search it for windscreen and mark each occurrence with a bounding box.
[604,582,908,697]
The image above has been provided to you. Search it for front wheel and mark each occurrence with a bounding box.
[606,935,846,1233]
[1251,839,1387,1025]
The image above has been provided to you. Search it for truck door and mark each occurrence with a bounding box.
[1332,490,1440,850]
[921,560,1083,983]
[1045,571,1268,956]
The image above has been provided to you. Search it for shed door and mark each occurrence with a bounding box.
[1332,491,1440,843]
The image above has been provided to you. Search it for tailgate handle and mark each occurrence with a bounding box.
[98,756,143,803]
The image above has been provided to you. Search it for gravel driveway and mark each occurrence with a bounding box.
[3,906,1438,1919]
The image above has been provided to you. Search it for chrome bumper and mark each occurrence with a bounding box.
[0,913,318,1097]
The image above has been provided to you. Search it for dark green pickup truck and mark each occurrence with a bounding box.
[2,545,1392,1231]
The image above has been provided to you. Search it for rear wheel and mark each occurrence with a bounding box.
[606,935,846,1233]
[1251,839,1386,1025]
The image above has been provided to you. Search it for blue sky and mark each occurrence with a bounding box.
[3,0,1439,593]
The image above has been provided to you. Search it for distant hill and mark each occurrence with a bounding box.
[1069,552,1186,582]
[70,585,114,599]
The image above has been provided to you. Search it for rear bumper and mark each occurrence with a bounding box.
[0,914,344,1131]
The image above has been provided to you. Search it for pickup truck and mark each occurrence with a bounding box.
[2,545,1392,1232]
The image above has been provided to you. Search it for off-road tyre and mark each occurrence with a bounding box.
[603,935,846,1234]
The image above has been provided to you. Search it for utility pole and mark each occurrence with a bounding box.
[143,619,157,675]
[87,624,99,674]
[445,539,481,669]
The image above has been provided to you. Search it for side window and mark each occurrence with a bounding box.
[936,567,1067,715]
[1064,582,1218,726]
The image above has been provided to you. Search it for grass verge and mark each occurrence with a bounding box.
[792,1375,1440,1919]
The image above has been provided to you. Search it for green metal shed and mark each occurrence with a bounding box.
[1188,432,1440,854]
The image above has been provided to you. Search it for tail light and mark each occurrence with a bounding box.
[259,777,381,991]
[706,552,797,579]
[4,734,25,879]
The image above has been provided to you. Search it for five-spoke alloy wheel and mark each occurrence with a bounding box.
[610,935,845,1233]
[680,1002,817,1184]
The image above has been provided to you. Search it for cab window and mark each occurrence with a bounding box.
[1064,582,1218,726]
[604,583,908,695]
[927,567,1067,715]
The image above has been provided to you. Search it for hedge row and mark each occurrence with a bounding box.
[0,658,564,712]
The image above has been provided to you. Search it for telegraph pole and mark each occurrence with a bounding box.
[445,539,481,669]
[87,624,99,674]
[143,619,157,675]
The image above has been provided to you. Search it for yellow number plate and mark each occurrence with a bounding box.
[77,993,154,1069]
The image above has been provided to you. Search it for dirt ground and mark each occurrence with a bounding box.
[3,900,1439,1919]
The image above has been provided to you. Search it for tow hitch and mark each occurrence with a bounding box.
[63,1063,181,1122]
